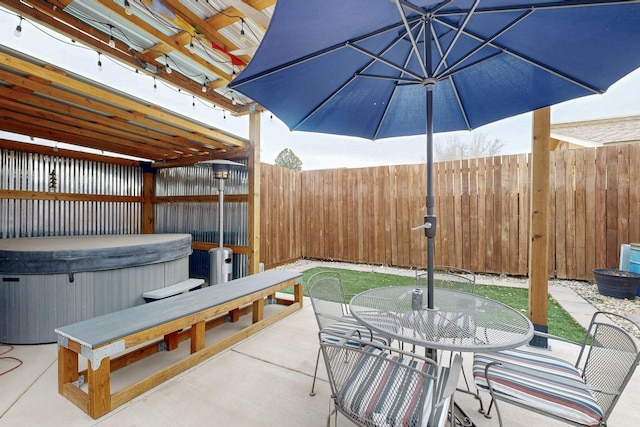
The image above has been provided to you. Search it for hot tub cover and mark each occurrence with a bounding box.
[0,234,192,275]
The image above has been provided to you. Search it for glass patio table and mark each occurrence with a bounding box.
[349,286,533,352]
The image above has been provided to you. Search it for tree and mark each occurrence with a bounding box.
[434,132,504,161]
[468,132,505,159]
[274,148,303,170]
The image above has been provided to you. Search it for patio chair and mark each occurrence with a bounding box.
[320,329,462,427]
[473,311,640,426]
[307,271,393,396]
[415,265,476,294]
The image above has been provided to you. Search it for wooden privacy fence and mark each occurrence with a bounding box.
[260,144,640,281]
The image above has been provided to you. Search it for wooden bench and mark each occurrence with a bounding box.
[55,270,303,419]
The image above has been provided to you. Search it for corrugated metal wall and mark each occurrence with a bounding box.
[1,150,252,280]
[154,161,250,278]
[0,149,142,238]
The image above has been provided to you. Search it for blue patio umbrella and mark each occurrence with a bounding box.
[230,0,640,308]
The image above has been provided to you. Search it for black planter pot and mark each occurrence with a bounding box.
[593,269,640,299]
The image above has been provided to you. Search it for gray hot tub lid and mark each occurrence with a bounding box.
[0,234,193,275]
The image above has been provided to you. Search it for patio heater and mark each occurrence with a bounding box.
[196,159,246,285]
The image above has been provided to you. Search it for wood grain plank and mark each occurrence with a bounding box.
[605,146,619,268]
[574,149,587,279]
[476,157,487,273]
[555,150,567,278]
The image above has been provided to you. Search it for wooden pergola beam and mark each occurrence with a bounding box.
[529,107,551,346]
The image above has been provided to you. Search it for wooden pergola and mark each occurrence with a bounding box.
[0,0,276,274]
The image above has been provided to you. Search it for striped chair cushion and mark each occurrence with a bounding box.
[339,346,439,427]
[321,316,392,347]
[473,349,604,426]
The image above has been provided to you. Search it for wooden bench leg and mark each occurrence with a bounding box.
[191,321,205,353]
[228,308,240,322]
[253,298,265,323]
[164,331,180,351]
[87,357,111,419]
[294,283,303,307]
[58,345,79,394]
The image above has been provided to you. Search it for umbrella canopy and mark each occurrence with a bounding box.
[230,0,640,307]
[231,0,640,138]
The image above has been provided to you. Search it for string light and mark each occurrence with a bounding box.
[231,95,237,105]
[108,26,115,48]
[3,9,237,122]
[192,95,196,109]
[14,16,22,37]
[240,19,247,43]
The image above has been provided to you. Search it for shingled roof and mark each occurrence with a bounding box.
[551,115,640,149]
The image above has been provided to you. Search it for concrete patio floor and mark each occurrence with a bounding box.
[1,261,639,426]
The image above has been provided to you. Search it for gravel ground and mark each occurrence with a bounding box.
[278,259,640,335]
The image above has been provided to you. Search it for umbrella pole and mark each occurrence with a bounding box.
[425,84,436,310]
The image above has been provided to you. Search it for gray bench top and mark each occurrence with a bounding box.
[55,270,302,349]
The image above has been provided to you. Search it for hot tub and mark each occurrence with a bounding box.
[0,234,193,344]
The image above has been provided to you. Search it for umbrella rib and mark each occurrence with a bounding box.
[372,82,402,140]
[231,18,417,87]
[398,0,454,16]
[437,0,640,16]
[372,20,429,140]
[356,73,421,84]
[395,1,430,78]
[441,52,503,80]
[294,19,424,134]
[290,75,357,131]
[436,10,534,80]
[347,43,424,81]
[429,24,473,131]
[433,0,481,76]
[433,16,603,94]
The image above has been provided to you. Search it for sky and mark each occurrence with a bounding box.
[2,8,640,170]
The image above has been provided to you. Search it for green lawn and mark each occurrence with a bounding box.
[299,266,587,343]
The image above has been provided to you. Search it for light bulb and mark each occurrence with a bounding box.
[108,35,115,48]
[14,17,22,37]
[232,97,237,106]
[124,0,132,15]
[97,53,102,71]
[202,84,207,93]
[189,41,196,54]
[153,78,157,91]
[240,19,247,43]
[165,56,172,74]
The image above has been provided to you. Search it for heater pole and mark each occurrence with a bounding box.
[218,178,225,248]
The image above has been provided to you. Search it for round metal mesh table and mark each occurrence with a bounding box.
[350,286,533,352]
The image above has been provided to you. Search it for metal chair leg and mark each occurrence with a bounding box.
[310,346,321,396]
